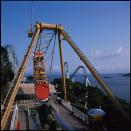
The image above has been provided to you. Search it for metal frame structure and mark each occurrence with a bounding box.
[1,25,41,130]
[1,22,129,130]
[58,31,67,100]
[60,29,130,122]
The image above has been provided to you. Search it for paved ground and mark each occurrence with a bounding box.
[7,97,89,130]
[18,109,41,130]
[29,110,41,130]
[49,98,89,130]
[19,110,27,130]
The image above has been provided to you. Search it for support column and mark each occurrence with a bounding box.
[72,77,74,83]
[58,31,67,100]
[86,77,91,87]
[67,71,70,79]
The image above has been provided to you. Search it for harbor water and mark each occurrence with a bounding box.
[47,73,130,103]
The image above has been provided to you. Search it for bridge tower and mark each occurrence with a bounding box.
[86,77,91,87]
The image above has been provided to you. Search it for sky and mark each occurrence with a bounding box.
[1,1,130,74]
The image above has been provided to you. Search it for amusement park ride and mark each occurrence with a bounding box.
[33,51,49,101]
[1,22,130,130]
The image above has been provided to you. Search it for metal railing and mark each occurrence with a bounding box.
[10,104,19,130]
[61,99,88,124]
[16,98,43,109]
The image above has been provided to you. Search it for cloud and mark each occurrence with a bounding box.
[92,64,129,73]
[90,46,124,60]
[116,46,123,53]
[88,46,130,73]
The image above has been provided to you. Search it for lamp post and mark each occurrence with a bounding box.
[85,92,88,110]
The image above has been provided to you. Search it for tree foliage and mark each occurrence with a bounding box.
[5,45,18,73]
[53,77,130,130]
[1,45,15,99]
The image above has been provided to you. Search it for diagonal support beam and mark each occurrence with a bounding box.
[1,25,41,130]
[61,30,130,122]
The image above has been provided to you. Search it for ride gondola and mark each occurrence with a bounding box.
[33,51,49,101]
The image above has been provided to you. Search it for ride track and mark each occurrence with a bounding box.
[1,22,129,130]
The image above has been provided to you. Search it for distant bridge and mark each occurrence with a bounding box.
[70,66,91,87]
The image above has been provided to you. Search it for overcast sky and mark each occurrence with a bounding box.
[1,1,130,74]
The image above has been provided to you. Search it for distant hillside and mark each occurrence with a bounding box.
[122,73,130,77]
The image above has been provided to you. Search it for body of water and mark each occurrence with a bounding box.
[47,73,130,103]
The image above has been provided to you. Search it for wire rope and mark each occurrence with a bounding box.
[49,31,57,82]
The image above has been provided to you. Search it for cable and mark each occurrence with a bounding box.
[49,31,57,82]
[34,33,40,53]
[38,32,42,51]
[44,31,56,54]
[30,1,33,30]
[40,30,54,52]
[34,30,55,54]
[45,32,57,79]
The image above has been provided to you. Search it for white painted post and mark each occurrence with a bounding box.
[72,77,74,83]
[10,104,18,130]
[28,106,30,130]
[86,77,91,86]
[67,72,70,79]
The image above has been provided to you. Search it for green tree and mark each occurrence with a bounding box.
[1,45,15,100]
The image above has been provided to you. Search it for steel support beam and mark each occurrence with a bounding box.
[2,22,129,129]
[61,30,130,122]
[1,25,41,130]
[58,31,67,100]
[38,22,64,31]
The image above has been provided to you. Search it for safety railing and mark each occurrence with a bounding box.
[61,99,88,124]
[49,99,59,112]
[16,99,42,108]
[10,104,19,130]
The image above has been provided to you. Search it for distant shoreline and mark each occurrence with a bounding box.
[122,73,130,77]
[24,72,130,76]
[103,76,112,78]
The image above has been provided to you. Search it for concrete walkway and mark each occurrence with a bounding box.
[19,110,28,130]
[50,98,89,130]
[18,110,41,130]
